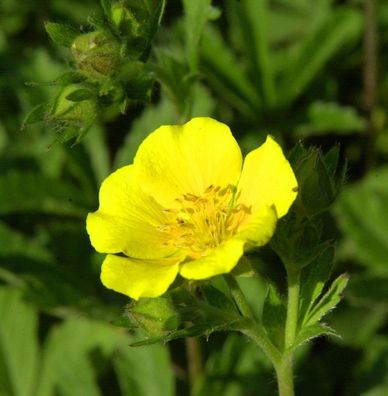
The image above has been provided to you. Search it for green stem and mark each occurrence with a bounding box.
[224,274,255,319]
[285,270,300,350]
[275,356,295,396]
[224,273,298,396]
[224,274,282,367]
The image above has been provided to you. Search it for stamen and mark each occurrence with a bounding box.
[157,184,251,259]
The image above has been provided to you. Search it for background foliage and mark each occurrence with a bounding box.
[1,0,388,395]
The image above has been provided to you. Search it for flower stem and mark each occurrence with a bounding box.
[224,274,282,367]
[275,356,295,396]
[285,270,300,349]
[223,274,255,319]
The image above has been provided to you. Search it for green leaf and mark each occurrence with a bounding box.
[44,21,79,47]
[114,341,174,396]
[299,245,335,326]
[305,273,349,326]
[0,171,89,217]
[65,88,95,102]
[36,318,120,396]
[100,0,112,20]
[202,285,237,313]
[200,26,261,114]
[0,221,52,262]
[334,167,388,276]
[183,0,217,73]
[347,276,388,307]
[297,101,366,137]
[293,323,339,350]
[262,284,286,350]
[0,287,39,396]
[234,0,275,106]
[280,8,363,104]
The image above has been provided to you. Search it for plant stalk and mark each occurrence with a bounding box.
[285,270,300,349]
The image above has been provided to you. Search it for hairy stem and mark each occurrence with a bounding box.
[285,270,300,349]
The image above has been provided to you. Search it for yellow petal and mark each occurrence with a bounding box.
[134,117,243,208]
[238,136,297,218]
[86,165,176,258]
[236,205,277,247]
[101,254,181,300]
[179,238,245,280]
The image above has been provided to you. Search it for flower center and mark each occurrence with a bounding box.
[158,184,251,259]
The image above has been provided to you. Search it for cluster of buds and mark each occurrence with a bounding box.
[24,0,165,144]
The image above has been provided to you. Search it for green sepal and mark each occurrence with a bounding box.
[289,143,344,217]
[262,284,286,351]
[21,103,49,128]
[25,72,86,87]
[304,273,349,327]
[128,297,180,338]
[270,214,325,272]
[65,88,95,102]
[44,21,79,47]
[201,284,238,313]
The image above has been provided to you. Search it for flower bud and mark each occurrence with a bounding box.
[51,84,96,126]
[111,3,147,58]
[71,31,121,80]
[128,297,180,337]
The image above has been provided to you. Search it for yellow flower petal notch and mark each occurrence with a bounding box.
[87,117,298,299]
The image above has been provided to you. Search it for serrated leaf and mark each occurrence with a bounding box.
[299,245,335,326]
[293,323,339,350]
[305,273,349,326]
[21,103,49,128]
[44,22,79,47]
[262,284,286,350]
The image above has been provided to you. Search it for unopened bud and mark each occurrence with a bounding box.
[71,31,121,80]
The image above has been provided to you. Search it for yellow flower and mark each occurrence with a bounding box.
[87,117,297,300]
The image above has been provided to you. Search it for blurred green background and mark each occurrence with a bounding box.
[1,0,388,395]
